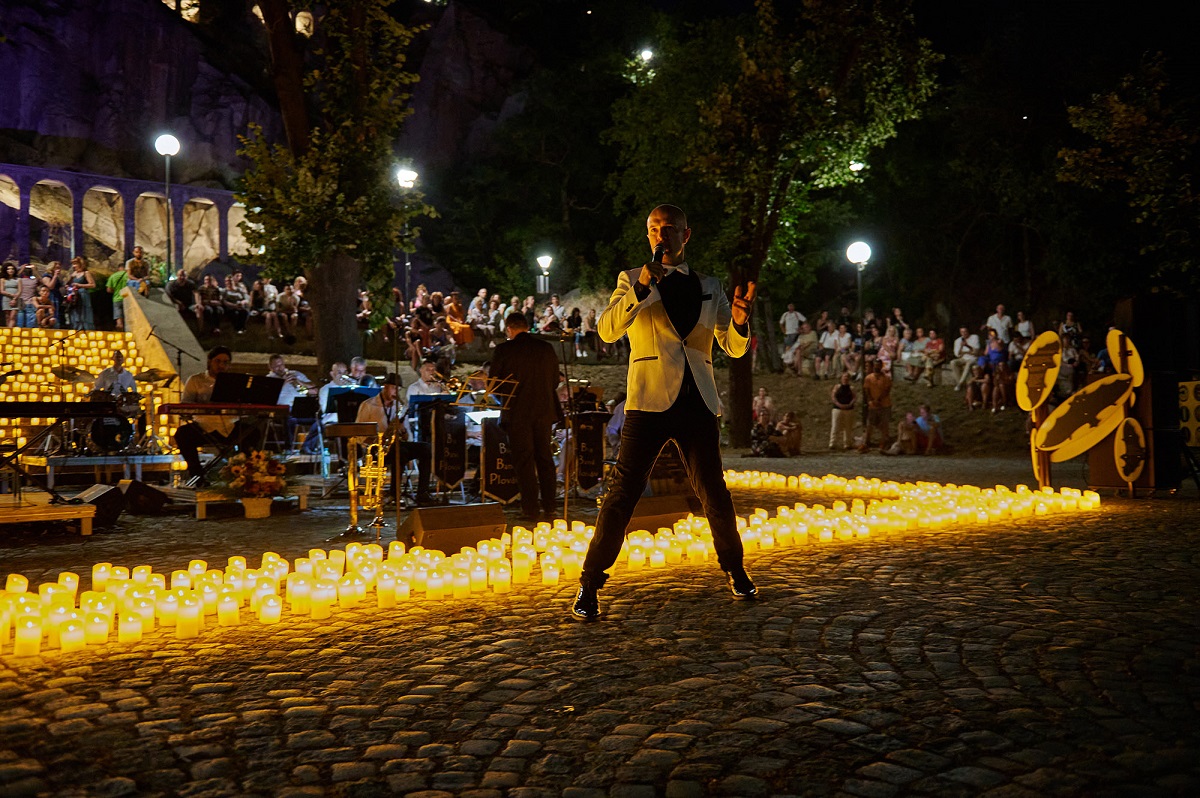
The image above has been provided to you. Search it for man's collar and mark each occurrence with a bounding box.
[662,261,690,277]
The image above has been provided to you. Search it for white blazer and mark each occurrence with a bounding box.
[598,266,749,415]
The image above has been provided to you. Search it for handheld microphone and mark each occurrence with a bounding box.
[651,243,667,285]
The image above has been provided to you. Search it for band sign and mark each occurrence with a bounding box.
[433,406,467,488]
[481,419,520,504]
[574,412,607,490]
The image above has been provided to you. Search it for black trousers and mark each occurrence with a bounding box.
[581,390,742,588]
[175,419,266,479]
[504,417,557,518]
[390,440,431,498]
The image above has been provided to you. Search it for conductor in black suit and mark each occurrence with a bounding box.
[490,311,565,523]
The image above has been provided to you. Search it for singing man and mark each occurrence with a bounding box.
[572,204,757,621]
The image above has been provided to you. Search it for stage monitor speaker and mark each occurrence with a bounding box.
[398,503,508,553]
[74,484,125,526]
[118,479,171,514]
[625,494,702,533]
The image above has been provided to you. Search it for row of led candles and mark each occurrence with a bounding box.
[0,477,1100,657]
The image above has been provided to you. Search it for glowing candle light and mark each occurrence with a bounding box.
[376,571,397,608]
[426,569,446,600]
[84,612,110,645]
[311,579,337,619]
[388,541,406,561]
[287,575,312,614]
[59,620,85,653]
[410,565,428,593]
[628,546,646,570]
[111,566,130,582]
[118,613,143,644]
[394,578,411,601]
[328,550,347,577]
[294,558,312,576]
[490,561,512,594]
[470,562,488,592]
[199,583,219,616]
[511,553,532,584]
[228,556,247,570]
[90,564,112,592]
[541,560,560,586]
[170,570,191,590]
[130,597,156,631]
[176,598,201,639]
[187,560,208,577]
[452,569,471,599]
[258,595,282,624]
[6,574,29,593]
[337,575,359,609]
[13,618,42,656]
[649,549,666,568]
[131,566,152,584]
[57,572,80,597]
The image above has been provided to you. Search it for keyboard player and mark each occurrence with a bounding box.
[173,346,266,485]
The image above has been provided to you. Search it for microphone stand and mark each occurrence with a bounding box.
[147,331,200,455]
[554,328,576,524]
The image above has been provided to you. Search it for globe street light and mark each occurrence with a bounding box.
[536,254,552,296]
[154,134,180,271]
[396,166,419,301]
[846,241,871,322]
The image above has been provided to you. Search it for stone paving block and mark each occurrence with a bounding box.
[842,778,900,798]
[331,761,376,782]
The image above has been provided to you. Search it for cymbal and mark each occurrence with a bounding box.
[51,365,93,383]
[135,368,174,383]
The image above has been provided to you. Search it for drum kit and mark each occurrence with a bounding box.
[43,368,172,456]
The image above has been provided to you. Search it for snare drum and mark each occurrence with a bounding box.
[88,415,134,454]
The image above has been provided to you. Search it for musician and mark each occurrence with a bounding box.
[301,361,353,455]
[174,346,265,485]
[572,203,757,622]
[267,354,313,408]
[355,373,433,505]
[92,350,136,396]
[490,312,564,525]
[348,356,377,387]
[406,361,446,401]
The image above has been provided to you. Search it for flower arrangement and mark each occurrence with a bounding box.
[220,450,288,498]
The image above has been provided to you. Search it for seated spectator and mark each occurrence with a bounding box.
[770,411,803,456]
[1058,311,1082,349]
[167,269,199,324]
[783,322,819,376]
[222,274,250,334]
[815,321,838,379]
[885,411,918,455]
[838,323,860,379]
[1008,333,1030,370]
[914,404,944,454]
[410,283,430,310]
[992,362,1013,412]
[445,290,474,346]
[197,274,224,335]
[977,329,1006,371]
[877,325,900,376]
[293,276,313,336]
[861,326,879,375]
[951,326,981,390]
[965,364,991,410]
[537,304,561,333]
[899,327,924,381]
[1016,310,1035,340]
[34,285,57,328]
[920,329,946,386]
[579,308,599,357]
[250,279,282,338]
[752,387,776,427]
[750,420,782,457]
[428,316,457,373]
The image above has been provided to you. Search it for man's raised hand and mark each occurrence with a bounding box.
[732,281,757,326]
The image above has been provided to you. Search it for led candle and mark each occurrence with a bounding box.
[452,569,471,599]
[199,584,219,616]
[131,566,153,584]
[112,566,130,581]
[187,560,208,577]
[311,579,336,619]
[337,575,359,609]
[561,552,581,580]
[511,553,532,584]
[649,549,666,568]
[5,574,29,594]
[411,565,428,593]
[84,612,110,645]
[376,570,397,608]
[328,551,347,577]
[287,575,312,614]
[252,579,276,613]
[57,572,80,597]
[628,546,646,570]
[541,560,560,586]
[469,562,488,592]
[59,620,85,653]
[388,541,406,561]
[490,561,512,594]
[294,558,312,576]
[148,573,166,590]
[170,570,191,590]
[217,593,240,626]
[118,613,143,644]
[130,598,155,631]
[258,595,282,624]
[426,569,446,600]
[228,556,247,570]
[13,618,41,656]
[176,598,201,639]
[665,542,684,564]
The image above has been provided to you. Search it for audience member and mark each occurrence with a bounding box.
[829,372,857,451]
[815,321,838,379]
[920,328,946,386]
[860,359,892,452]
[966,364,991,410]
[779,303,805,348]
[770,411,802,456]
[752,387,776,427]
[951,326,980,389]
[914,404,944,454]
[985,303,1013,343]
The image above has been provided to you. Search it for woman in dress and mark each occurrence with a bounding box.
[0,261,19,327]
[250,279,282,338]
[68,256,95,330]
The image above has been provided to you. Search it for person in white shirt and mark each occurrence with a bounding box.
[92,350,137,396]
[985,304,1013,343]
[951,326,981,389]
[355,373,432,505]
[266,354,313,409]
[1015,310,1034,340]
[348,356,377,387]
[406,361,447,401]
[779,303,805,347]
[816,321,840,379]
[173,346,264,485]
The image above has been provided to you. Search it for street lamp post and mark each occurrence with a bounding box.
[536,255,552,296]
[846,241,871,322]
[154,134,180,271]
[396,167,418,303]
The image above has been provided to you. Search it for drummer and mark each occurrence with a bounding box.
[92,350,136,396]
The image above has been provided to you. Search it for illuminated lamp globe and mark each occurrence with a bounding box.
[396,168,418,189]
[154,134,180,157]
[846,241,871,265]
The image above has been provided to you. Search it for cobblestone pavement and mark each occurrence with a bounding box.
[2,457,1198,797]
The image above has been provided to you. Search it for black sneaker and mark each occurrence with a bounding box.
[571,586,600,621]
[726,567,758,600]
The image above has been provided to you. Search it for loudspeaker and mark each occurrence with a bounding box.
[118,479,171,514]
[625,494,702,533]
[398,503,508,553]
[74,484,125,526]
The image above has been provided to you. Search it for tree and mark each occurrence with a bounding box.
[1058,55,1199,294]
[608,0,939,445]
[237,0,434,372]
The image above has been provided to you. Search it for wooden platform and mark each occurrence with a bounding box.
[19,454,181,488]
[159,484,312,520]
[0,497,96,535]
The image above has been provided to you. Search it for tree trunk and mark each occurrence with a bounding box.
[727,354,754,449]
[755,295,783,373]
[307,250,363,376]
[258,0,311,157]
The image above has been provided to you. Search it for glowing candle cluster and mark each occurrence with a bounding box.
[0,471,1099,660]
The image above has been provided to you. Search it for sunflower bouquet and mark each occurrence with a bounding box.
[220,450,288,498]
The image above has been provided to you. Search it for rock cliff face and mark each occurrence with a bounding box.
[0,0,282,188]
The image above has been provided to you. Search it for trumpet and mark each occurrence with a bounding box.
[360,435,388,517]
[283,370,310,395]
